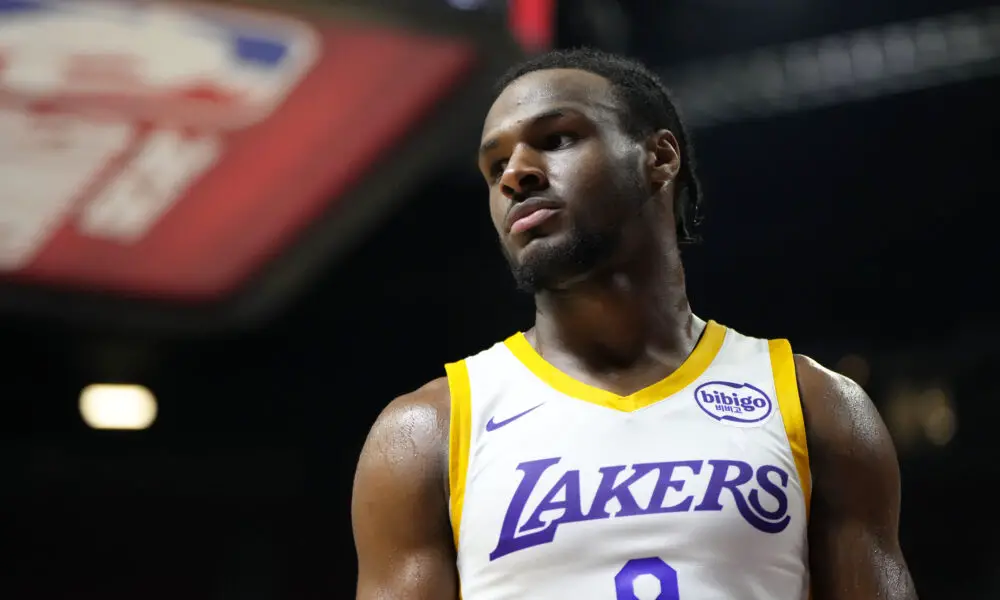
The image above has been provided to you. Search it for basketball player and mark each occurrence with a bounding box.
[352,48,917,600]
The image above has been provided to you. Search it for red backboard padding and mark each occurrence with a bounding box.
[0,1,476,302]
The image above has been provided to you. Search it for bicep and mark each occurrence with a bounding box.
[352,392,458,600]
[809,503,912,600]
[797,356,918,600]
[808,451,912,599]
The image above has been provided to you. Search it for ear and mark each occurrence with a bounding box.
[645,129,681,193]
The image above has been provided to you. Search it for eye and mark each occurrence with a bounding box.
[489,159,508,182]
[540,132,577,151]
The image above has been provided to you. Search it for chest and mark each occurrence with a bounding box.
[458,399,806,571]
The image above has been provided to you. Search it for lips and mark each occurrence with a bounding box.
[506,198,563,234]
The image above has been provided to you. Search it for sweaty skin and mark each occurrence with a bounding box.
[351,66,917,600]
[797,357,917,599]
[353,378,455,599]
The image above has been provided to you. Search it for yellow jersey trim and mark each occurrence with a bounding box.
[445,360,472,550]
[768,338,812,519]
[503,320,727,412]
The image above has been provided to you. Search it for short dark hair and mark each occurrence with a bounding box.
[494,48,703,244]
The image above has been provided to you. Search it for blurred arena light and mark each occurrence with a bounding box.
[921,387,957,446]
[79,384,157,430]
[447,0,488,8]
[669,6,1000,127]
[885,383,957,450]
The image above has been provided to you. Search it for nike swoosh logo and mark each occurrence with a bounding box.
[486,403,544,432]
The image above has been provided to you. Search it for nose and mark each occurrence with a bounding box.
[499,146,548,201]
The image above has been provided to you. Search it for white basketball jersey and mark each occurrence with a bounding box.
[444,320,811,600]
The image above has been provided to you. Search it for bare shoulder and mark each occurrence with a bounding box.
[367,377,451,450]
[357,376,452,486]
[792,354,889,456]
[792,354,916,599]
[352,377,459,600]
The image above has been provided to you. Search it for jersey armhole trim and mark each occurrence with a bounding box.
[446,359,472,551]
[768,338,812,520]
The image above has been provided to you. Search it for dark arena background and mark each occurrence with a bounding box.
[3,0,999,597]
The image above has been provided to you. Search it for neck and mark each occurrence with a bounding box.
[531,230,702,371]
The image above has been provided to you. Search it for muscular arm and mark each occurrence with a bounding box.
[796,355,918,600]
[352,378,459,600]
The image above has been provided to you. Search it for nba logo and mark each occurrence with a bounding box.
[0,0,476,302]
[0,0,321,129]
[0,0,323,268]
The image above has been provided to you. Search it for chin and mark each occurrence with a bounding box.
[512,236,565,269]
[509,239,583,291]
[504,223,618,290]
[517,227,572,253]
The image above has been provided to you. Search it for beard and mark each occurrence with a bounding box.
[504,222,623,293]
[502,162,649,293]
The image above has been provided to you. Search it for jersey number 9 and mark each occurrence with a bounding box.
[615,557,680,600]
